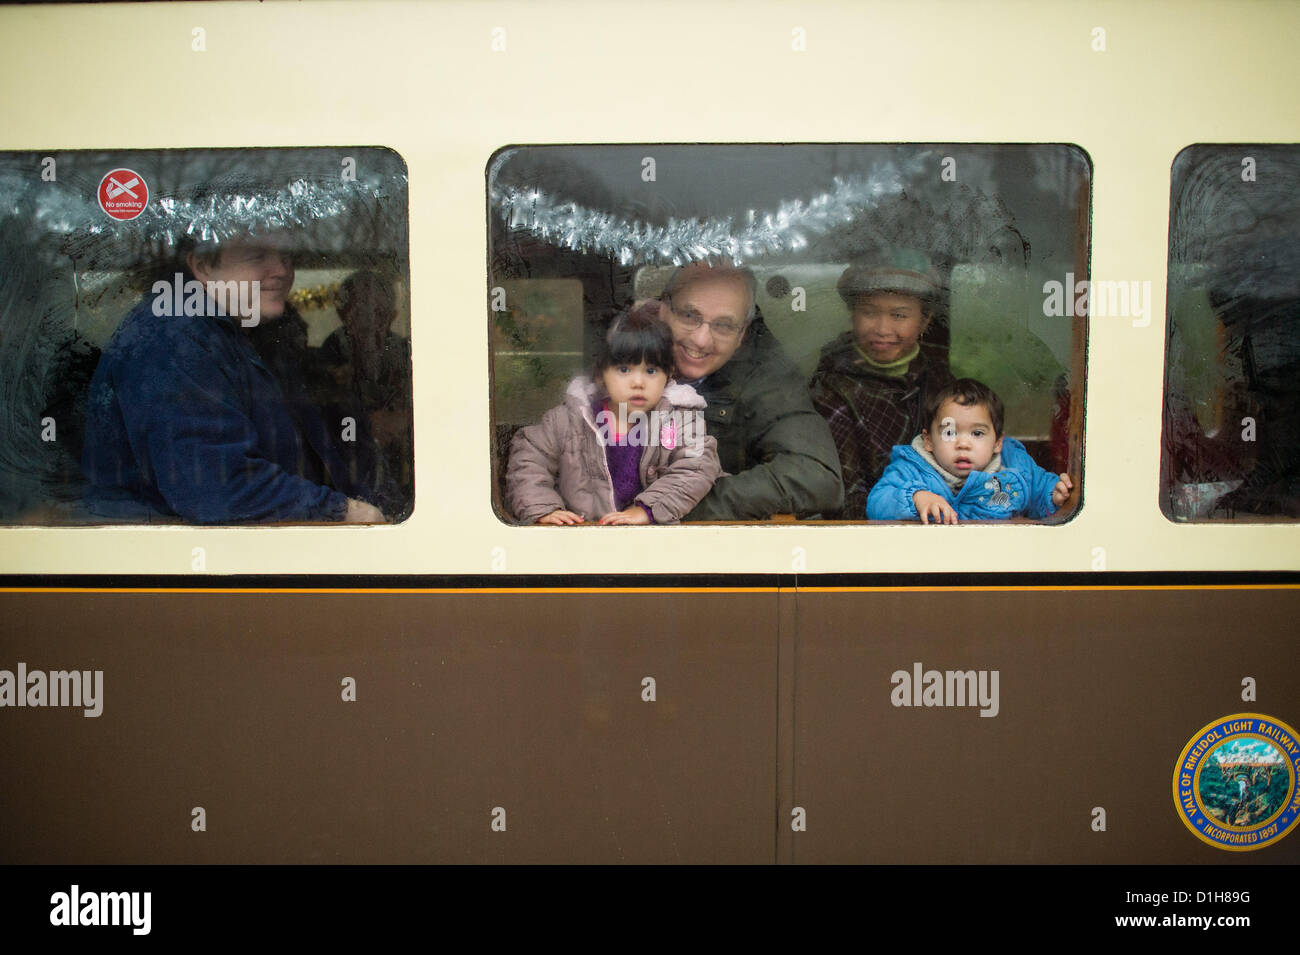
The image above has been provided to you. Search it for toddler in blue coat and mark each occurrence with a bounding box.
[866,378,1073,523]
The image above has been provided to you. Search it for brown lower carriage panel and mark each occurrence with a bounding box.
[0,586,1296,864]
[788,587,1300,863]
[0,590,779,864]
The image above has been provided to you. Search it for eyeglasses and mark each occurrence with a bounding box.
[666,303,744,341]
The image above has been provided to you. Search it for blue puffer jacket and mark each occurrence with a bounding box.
[866,436,1059,521]
[81,292,351,523]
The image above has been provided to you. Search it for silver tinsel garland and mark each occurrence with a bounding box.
[0,166,407,266]
[491,164,922,267]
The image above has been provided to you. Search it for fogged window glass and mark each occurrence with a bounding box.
[0,147,412,525]
[489,144,1089,525]
[1162,145,1300,521]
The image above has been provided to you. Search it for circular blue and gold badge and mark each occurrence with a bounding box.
[1174,713,1300,851]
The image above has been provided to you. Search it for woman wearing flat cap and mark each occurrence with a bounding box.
[809,247,955,519]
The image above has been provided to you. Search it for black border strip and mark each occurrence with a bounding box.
[9,863,1290,939]
[2,570,1299,590]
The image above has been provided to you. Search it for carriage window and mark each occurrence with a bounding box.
[1161,145,1300,522]
[0,147,412,526]
[489,144,1089,526]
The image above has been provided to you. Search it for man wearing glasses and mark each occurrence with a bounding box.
[659,262,843,520]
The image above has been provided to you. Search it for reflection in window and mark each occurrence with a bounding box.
[1162,145,1300,521]
[0,148,412,525]
[488,144,1089,524]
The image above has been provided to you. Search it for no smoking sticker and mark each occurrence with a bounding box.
[97,168,149,221]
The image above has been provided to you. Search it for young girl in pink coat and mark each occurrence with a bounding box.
[506,304,722,525]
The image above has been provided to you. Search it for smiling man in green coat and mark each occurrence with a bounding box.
[657,263,843,520]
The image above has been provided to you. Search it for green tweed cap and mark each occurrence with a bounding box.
[837,247,941,304]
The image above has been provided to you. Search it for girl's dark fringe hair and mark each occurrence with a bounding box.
[593,302,675,378]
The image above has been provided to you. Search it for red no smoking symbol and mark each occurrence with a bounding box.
[97,168,149,221]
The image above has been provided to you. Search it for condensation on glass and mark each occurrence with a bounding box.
[0,147,412,525]
[488,144,1090,525]
[1162,145,1300,522]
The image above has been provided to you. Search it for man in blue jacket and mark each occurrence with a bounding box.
[82,237,386,524]
[866,378,1073,523]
